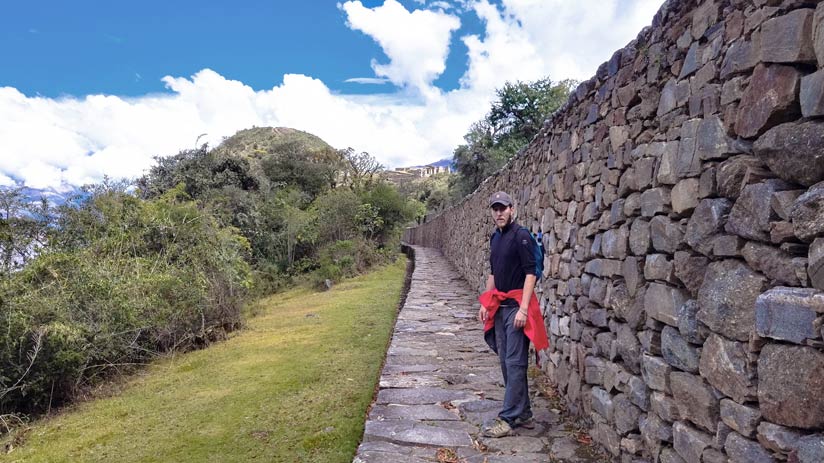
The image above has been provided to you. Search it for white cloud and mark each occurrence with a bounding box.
[0,172,15,187]
[340,0,460,96]
[345,77,391,85]
[506,0,663,80]
[0,0,662,191]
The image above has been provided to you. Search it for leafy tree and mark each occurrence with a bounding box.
[450,77,575,198]
[0,188,51,278]
[338,148,383,192]
[359,182,418,245]
[489,78,576,150]
[260,141,340,201]
[314,188,361,243]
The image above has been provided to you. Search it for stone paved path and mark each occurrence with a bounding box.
[354,246,605,463]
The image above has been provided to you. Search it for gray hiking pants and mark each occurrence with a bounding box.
[493,303,532,424]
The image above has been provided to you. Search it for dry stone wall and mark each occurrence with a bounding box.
[404,0,824,462]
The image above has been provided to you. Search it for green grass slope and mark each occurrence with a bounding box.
[2,257,407,463]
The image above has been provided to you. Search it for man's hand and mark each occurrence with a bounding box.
[514,308,527,329]
[478,305,489,323]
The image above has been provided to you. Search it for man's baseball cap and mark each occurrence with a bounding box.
[489,191,513,207]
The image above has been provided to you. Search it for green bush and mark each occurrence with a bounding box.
[0,187,251,415]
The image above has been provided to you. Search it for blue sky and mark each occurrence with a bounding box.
[2,0,478,97]
[0,0,662,190]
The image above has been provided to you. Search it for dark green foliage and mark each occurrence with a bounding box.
[358,182,419,245]
[450,77,575,198]
[0,127,421,421]
[0,186,250,415]
[260,141,340,201]
[0,188,51,277]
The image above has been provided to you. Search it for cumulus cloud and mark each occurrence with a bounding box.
[501,0,663,81]
[340,0,460,96]
[0,0,662,190]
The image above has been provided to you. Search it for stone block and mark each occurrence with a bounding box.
[616,324,642,374]
[590,386,614,422]
[792,181,824,242]
[735,64,801,139]
[680,42,700,79]
[699,166,717,199]
[641,187,672,217]
[628,374,650,411]
[673,421,714,463]
[652,391,681,423]
[584,303,610,327]
[793,434,824,463]
[801,69,824,118]
[676,298,707,344]
[621,434,644,455]
[692,0,719,39]
[696,115,735,160]
[661,326,700,373]
[810,238,824,290]
[614,393,642,435]
[650,215,684,254]
[754,121,824,187]
[761,9,816,64]
[717,155,770,200]
[716,421,733,450]
[671,372,720,433]
[725,432,776,463]
[645,254,675,282]
[697,260,768,342]
[713,234,744,257]
[673,253,708,299]
[721,76,746,105]
[758,343,824,429]
[757,421,803,454]
[630,219,652,256]
[721,37,760,78]
[584,353,606,385]
[743,242,803,286]
[755,287,823,344]
[726,180,792,242]
[703,448,726,463]
[672,178,700,214]
[660,446,686,463]
[699,333,757,404]
[639,329,662,356]
[642,354,672,393]
[585,258,623,278]
[816,3,824,67]
[771,190,805,222]
[676,119,702,178]
[641,412,672,458]
[720,399,761,438]
[602,226,629,259]
[658,144,679,185]
[645,282,689,327]
[685,198,731,255]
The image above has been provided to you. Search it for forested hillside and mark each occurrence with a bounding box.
[0,127,420,426]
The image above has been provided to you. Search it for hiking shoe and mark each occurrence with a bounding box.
[482,418,512,438]
[513,415,535,429]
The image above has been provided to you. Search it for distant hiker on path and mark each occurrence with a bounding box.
[478,191,549,438]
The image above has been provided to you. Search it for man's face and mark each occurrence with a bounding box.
[491,204,513,228]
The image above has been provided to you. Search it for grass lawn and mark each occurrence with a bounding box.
[2,257,407,463]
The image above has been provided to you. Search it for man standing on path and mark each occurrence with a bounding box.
[478,191,549,438]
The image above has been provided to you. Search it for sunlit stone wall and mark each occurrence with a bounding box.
[405,0,824,461]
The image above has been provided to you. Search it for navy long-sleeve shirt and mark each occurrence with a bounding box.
[489,221,536,294]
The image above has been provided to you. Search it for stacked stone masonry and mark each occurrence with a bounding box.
[404,0,824,462]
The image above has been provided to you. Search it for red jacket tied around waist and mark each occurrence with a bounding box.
[479,288,550,357]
